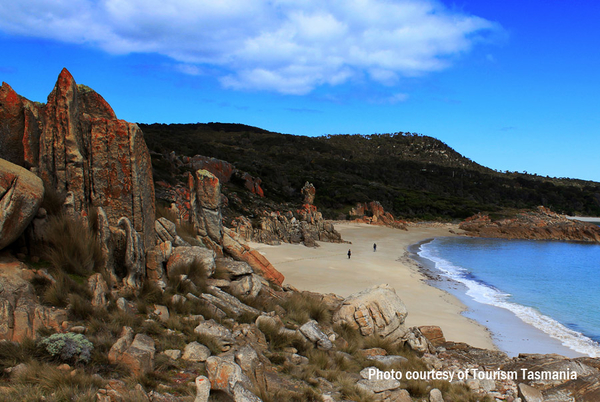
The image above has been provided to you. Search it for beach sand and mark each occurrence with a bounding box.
[249,222,497,350]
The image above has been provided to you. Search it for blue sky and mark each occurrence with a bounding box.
[1,0,599,182]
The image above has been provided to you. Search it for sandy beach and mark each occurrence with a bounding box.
[249,222,497,350]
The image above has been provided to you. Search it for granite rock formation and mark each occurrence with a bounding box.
[0,159,44,250]
[0,69,155,250]
[460,206,600,243]
[349,201,408,229]
[230,182,344,247]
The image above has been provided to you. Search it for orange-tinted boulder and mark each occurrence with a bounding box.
[0,158,44,250]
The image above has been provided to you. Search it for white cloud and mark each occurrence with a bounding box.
[0,0,501,94]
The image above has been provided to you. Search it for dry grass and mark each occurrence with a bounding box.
[44,214,104,277]
[8,361,103,400]
[40,180,66,216]
[167,258,208,295]
[282,292,332,326]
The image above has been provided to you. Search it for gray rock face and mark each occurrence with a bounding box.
[215,258,253,277]
[0,158,44,250]
[118,217,146,290]
[88,273,109,308]
[182,341,211,362]
[229,274,262,299]
[190,169,223,251]
[202,286,261,318]
[299,320,333,350]
[205,356,253,394]
[194,319,233,341]
[108,327,156,375]
[332,284,408,342]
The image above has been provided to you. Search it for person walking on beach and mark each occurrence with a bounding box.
[373,243,377,252]
[348,249,351,259]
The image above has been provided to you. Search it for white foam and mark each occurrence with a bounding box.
[419,242,600,358]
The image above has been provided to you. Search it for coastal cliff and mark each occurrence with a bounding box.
[460,206,600,243]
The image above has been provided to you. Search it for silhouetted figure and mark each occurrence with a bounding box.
[348,249,351,259]
[373,243,377,252]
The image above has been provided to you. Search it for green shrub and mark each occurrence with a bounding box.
[39,333,94,364]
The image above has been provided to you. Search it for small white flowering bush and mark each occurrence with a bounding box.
[39,332,94,363]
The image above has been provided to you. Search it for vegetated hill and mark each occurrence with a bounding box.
[140,122,600,220]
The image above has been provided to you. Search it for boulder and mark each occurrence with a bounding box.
[402,327,436,354]
[0,256,67,341]
[202,286,261,318]
[108,327,155,375]
[299,320,333,350]
[166,246,216,277]
[194,319,234,345]
[205,356,252,394]
[195,375,211,402]
[229,275,262,299]
[358,367,401,393]
[332,284,408,342]
[182,341,211,362]
[429,388,444,402]
[215,258,253,277]
[0,158,44,250]
[418,325,446,347]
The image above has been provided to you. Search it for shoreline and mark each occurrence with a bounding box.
[412,236,585,358]
[249,222,497,350]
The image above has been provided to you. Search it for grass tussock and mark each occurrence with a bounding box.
[9,360,103,399]
[167,258,208,295]
[257,320,305,351]
[44,214,104,277]
[282,292,332,326]
[40,181,66,216]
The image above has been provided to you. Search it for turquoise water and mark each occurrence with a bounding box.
[419,237,600,357]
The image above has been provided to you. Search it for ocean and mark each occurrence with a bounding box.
[417,236,600,357]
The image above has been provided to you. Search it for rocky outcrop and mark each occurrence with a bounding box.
[0,159,44,250]
[301,181,316,205]
[168,153,265,197]
[230,182,344,247]
[332,284,408,343]
[108,326,156,375]
[223,228,285,286]
[0,69,156,250]
[190,169,224,253]
[460,206,600,242]
[0,256,67,341]
[349,201,408,230]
